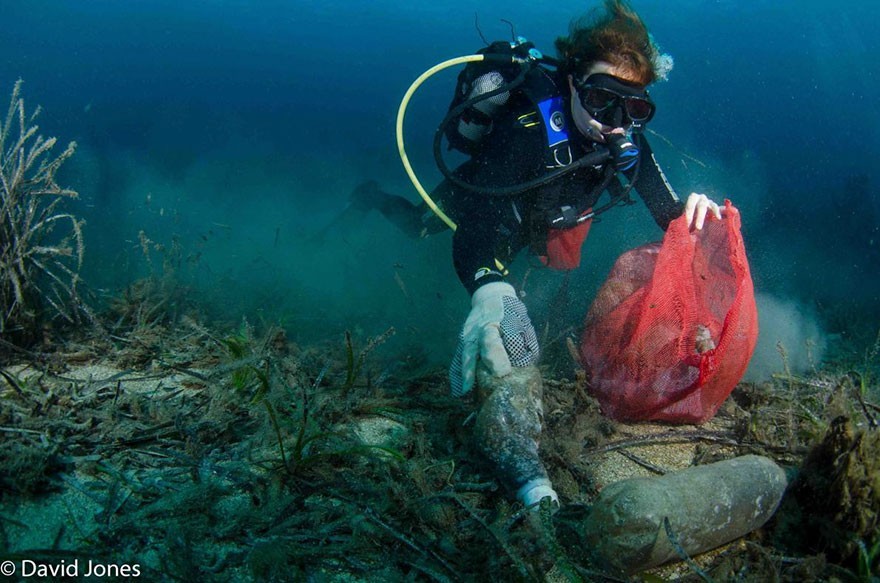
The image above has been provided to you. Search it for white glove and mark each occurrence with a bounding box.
[449,282,540,397]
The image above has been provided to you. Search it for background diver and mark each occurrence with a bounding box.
[348,0,725,509]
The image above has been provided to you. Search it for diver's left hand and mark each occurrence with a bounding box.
[684,193,723,230]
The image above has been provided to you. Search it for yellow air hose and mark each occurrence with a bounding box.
[395,54,487,232]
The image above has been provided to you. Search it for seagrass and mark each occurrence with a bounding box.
[0,80,89,343]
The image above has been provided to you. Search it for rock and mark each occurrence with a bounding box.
[582,455,787,574]
[350,416,410,455]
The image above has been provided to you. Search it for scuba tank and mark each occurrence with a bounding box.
[455,71,509,146]
[442,38,537,156]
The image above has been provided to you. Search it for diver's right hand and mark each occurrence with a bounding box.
[449,282,540,397]
[683,192,723,230]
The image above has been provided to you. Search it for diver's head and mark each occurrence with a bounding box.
[568,61,654,142]
[568,61,655,142]
[555,0,671,142]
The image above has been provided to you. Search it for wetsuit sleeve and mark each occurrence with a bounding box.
[452,216,507,295]
[370,194,428,239]
[629,134,685,230]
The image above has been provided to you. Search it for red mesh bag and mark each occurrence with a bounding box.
[580,201,757,424]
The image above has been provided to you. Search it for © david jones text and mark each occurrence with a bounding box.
[1,559,141,578]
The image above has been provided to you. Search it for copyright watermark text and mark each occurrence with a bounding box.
[1,559,140,578]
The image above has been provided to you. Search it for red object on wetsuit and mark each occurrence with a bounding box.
[580,201,757,424]
[541,217,593,270]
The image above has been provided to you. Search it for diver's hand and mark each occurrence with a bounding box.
[684,193,723,230]
[449,282,540,397]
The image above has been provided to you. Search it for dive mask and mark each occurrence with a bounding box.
[575,73,655,128]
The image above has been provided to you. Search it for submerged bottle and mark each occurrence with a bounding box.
[582,455,788,574]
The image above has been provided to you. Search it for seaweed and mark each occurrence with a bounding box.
[221,324,404,482]
[0,80,95,351]
[856,537,880,582]
[342,326,395,396]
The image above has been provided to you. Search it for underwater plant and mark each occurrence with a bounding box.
[342,326,395,395]
[221,325,403,480]
[0,80,89,348]
[856,537,880,582]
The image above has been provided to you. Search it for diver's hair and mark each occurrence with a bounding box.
[555,0,662,85]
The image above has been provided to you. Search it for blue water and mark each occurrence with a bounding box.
[3,0,879,362]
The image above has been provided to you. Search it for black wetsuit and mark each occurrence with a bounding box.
[444,67,684,294]
[358,67,684,294]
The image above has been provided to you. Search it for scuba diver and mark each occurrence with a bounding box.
[351,0,724,508]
